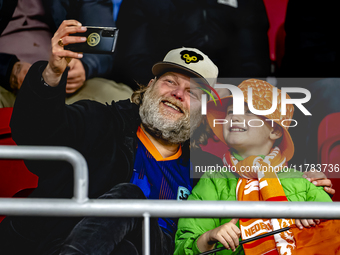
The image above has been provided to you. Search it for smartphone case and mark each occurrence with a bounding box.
[64,26,119,54]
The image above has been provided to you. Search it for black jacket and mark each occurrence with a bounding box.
[114,0,271,89]
[0,0,116,92]
[10,61,140,200]
[1,61,221,254]
[1,61,142,254]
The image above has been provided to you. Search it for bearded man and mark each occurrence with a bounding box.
[1,20,220,255]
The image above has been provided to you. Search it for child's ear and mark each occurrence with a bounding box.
[270,125,283,140]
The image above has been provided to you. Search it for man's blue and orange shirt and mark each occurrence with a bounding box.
[130,127,192,235]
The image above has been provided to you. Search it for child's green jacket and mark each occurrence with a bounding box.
[174,169,332,255]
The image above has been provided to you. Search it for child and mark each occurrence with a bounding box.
[174,79,332,255]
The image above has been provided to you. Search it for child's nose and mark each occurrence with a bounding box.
[230,114,244,123]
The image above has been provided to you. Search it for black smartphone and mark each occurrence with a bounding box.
[64,26,118,54]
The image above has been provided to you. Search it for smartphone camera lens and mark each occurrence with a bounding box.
[102,30,115,37]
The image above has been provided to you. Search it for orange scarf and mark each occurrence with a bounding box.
[224,147,296,255]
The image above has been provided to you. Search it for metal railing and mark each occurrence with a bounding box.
[0,145,339,255]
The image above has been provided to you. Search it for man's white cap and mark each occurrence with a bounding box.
[152,47,218,89]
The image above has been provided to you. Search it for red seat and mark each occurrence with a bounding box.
[0,107,38,222]
[262,0,289,70]
[318,113,340,201]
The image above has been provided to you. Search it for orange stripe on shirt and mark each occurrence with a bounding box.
[137,126,182,161]
[159,177,165,199]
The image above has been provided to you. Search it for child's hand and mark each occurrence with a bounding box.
[295,219,321,229]
[197,218,240,252]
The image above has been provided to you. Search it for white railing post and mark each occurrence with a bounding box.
[0,145,88,203]
[143,212,151,255]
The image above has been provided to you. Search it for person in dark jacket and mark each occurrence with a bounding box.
[0,19,222,254]
[0,0,132,108]
[113,0,271,90]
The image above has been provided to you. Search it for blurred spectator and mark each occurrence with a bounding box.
[113,0,271,90]
[112,0,123,22]
[278,0,340,166]
[0,0,133,108]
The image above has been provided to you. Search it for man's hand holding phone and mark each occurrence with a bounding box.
[42,20,86,87]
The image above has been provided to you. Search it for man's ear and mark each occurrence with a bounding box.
[270,125,283,140]
[147,78,155,87]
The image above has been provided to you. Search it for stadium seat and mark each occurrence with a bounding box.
[0,107,38,222]
[318,113,340,201]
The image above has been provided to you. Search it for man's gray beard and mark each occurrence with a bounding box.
[139,87,202,145]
